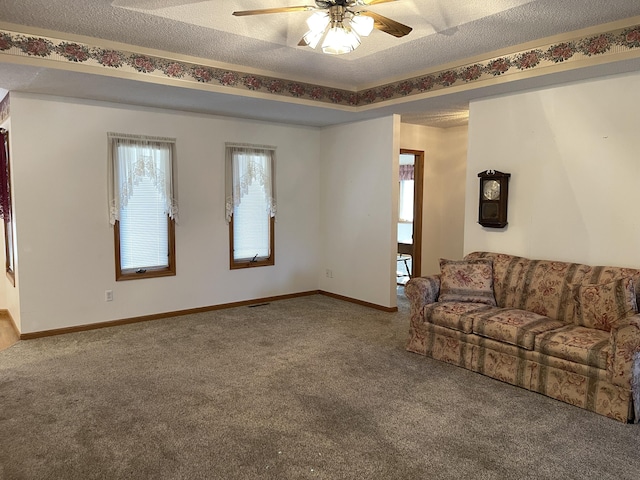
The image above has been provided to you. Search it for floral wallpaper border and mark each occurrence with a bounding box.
[0,23,639,108]
[365,24,640,104]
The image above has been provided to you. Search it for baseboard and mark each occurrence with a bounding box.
[319,291,398,312]
[19,289,397,340]
[19,290,321,340]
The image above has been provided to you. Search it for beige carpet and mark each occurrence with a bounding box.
[1,292,639,479]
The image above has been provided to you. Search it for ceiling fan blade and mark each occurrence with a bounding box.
[360,0,398,5]
[112,0,203,9]
[359,11,412,38]
[233,6,315,16]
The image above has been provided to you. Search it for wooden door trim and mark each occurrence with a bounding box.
[400,149,424,278]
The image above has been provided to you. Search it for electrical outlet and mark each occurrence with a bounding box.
[105,290,113,302]
[325,269,333,278]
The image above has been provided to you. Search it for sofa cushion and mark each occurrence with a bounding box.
[586,266,640,306]
[517,260,592,321]
[424,302,495,334]
[438,258,497,306]
[464,252,594,320]
[472,308,564,350]
[572,277,637,332]
[465,252,529,309]
[535,325,611,369]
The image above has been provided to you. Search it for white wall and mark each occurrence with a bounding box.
[9,93,322,333]
[319,115,400,309]
[400,123,468,275]
[465,70,640,267]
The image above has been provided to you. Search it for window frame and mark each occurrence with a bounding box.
[109,133,177,282]
[114,215,176,281]
[4,211,14,286]
[226,143,276,270]
[229,215,275,270]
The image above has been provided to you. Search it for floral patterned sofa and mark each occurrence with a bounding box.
[405,252,640,422]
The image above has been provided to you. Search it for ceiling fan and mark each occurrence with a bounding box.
[233,0,412,55]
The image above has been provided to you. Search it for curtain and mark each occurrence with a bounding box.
[0,128,10,221]
[225,143,277,223]
[107,133,178,225]
[399,164,414,181]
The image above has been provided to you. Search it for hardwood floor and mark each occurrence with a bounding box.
[0,313,19,351]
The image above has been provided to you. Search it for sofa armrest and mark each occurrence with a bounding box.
[405,275,440,326]
[608,314,640,389]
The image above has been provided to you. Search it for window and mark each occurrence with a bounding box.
[0,128,15,285]
[108,133,178,281]
[225,143,276,269]
[399,164,414,222]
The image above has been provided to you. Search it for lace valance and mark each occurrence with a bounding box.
[225,143,277,223]
[107,133,178,225]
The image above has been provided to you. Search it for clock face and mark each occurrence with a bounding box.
[483,179,500,200]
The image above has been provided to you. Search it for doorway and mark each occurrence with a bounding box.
[397,149,424,287]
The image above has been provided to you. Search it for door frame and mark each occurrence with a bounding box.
[400,149,424,278]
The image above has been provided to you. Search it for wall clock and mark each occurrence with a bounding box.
[478,170,510,228]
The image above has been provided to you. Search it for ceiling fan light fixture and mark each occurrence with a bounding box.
[322,25,360,55]
[234,2,413,56]
[306,11,330,33]
[350,14,374,37]
[302,29,325,49]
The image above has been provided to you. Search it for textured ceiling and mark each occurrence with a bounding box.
[1,0,640,127]
[115,0,537,65]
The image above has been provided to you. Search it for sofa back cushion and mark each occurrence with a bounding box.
[517,260,593,322]
[466,252,640,324]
